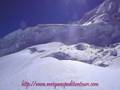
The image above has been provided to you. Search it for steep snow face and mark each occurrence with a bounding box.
[0,42,120,90]
[78,0,120,25]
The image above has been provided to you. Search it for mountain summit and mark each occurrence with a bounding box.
[79,0,120,25]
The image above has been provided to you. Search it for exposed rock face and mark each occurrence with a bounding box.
[78,0,120,25]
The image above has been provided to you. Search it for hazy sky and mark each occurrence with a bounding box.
[0,0,104,38]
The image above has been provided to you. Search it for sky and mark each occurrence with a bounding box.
[0,0,104,38]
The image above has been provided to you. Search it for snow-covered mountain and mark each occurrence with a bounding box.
[1,0,120,90]
[78,0,120,25]
[0,0,120,57]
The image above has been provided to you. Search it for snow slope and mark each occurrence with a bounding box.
[0,42,120,90]
[26,42,120,67]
